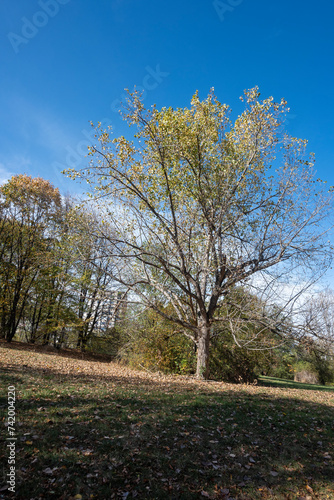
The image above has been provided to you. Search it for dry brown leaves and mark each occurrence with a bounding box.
[0,343,333,407]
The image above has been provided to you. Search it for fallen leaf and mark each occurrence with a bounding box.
[43,467,58,475]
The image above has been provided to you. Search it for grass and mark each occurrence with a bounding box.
[0,343,333,500]
[258,376,334,392]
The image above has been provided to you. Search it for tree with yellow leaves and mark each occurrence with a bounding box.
[67,88,333,378]
[0,175,61,342]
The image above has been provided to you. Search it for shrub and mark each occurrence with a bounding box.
[209,334,257,383]
[294,370,319,384]
[292,350,334,386]
[117,307,196,375]
[268,353,295,380]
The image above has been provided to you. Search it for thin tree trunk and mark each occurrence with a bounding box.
[196,320,210,379]
[43,331,50,345]
[77,328,84,349]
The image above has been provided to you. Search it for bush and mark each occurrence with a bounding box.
[292,350,334,386]
[86,328,123,357]
[267,353,295,380]
[270,364,294,380]
[294,370,319,384]
[307,350,334,385]
[209,331,258,383]
[117,307,196,375]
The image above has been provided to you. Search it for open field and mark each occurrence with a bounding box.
[0,343,333,499]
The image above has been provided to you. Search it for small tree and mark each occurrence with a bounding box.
[64,205,123,350]
[301,288,334,349]
[67,88,333,378]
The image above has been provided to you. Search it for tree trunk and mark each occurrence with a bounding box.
[77,327,89,351]
[6,318,17,342]
[77,328,84,349]
[43,331,50,345]
[196,321,210,379]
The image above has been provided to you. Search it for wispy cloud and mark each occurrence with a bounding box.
[0,156,31,185]
[0,163,13,185]
[0,91,91,191]
[9,95,78,156]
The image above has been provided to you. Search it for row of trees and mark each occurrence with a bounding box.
[1,88,334,380]
[0,174,123,349]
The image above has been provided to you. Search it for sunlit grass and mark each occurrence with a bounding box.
[259,375,334,392]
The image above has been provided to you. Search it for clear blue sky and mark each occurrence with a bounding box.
[1,0,334,280]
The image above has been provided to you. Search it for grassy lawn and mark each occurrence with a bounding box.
[0,344,333,499]
[258,376,334,392]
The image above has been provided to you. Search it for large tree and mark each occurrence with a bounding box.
[67,88,333,378]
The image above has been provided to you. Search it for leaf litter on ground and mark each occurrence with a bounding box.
[0,343,333,499]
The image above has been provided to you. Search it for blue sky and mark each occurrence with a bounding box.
[1,0,334,282]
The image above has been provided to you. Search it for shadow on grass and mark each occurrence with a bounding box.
[258,375,334,392]
[1,365,333,499]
